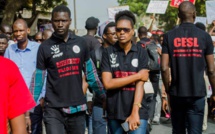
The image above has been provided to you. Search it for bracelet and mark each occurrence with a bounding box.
[133,103,142,108]
[25,116,30,119]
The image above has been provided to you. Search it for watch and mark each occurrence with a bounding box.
[133,103,142,108]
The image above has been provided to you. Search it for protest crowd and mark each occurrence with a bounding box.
[1,1,215,134]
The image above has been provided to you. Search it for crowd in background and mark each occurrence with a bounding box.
[0,1,215,134]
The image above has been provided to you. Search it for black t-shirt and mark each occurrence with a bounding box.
[83,35,100,52]
[101,42,149,120]
[162,23,214,97]
[136,37,151,48]
[37,32,89,107]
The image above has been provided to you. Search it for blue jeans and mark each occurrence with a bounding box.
[43,107,86,134]
[30,104,43,134]
[92,106,107,134]
[108,119,147,134]
[170,96,205,134]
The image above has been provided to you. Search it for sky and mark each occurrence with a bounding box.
[67,0,119,30]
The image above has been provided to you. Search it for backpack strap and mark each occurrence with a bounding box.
[95,46,103,69]
[139,40,151,48]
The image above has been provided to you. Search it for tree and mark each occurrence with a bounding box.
[118,0,206,31]
[1,0,67,26]
[118,0,149,16]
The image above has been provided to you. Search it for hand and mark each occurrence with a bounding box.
[210,95,215,107]
[39,98,45,108]
[213,20,215,26]
[138,69,149,82]
[102,99,106,112]
[25,117,32,133]
[102,99,107,120]
[126,113,140,131]
[87,101,93,115]
[157,47,162,55]
[162,98,168,114]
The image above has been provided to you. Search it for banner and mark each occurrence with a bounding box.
[170,0,195,8]
[206,1,215,24]
[146,1,169,14]
[108,6,129,20]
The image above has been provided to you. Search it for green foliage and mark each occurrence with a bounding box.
[118,0,149,16]
[118,0,206,31]
[37,0,67,11]
[23,0,67,14]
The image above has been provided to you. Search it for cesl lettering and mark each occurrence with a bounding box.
[174,37,199,48]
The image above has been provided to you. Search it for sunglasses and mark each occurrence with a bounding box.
[106,32,116,36]
[116,28,131,33]
[35,39,43,42]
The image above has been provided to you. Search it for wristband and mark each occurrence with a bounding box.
[25,116,30,119]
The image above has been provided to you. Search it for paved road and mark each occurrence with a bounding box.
[151,117,215,134]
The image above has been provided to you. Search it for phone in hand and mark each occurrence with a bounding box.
[121,121,129,132]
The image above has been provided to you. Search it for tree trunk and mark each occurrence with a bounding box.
[1,0,26,25]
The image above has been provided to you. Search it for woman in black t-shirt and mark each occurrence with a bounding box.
[101,10,149,134]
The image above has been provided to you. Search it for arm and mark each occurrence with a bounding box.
[126,80,145,131]
[209,26,215,36]
[85,58,106,99]
[209,20,215,36]
[157,47,162,56]
[161,54,170,94]
[36,72,47,107]
[102,69,148,90]
[82,74,88,95]
[101,48,149,90]
[205,55,215,104]
[10,114,27,134]
[161,54,171,112]
[29,69,46,102]
[148,14,155,32]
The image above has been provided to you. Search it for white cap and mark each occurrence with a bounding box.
[147,32,152,38]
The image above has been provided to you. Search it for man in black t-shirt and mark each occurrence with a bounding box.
[30,5,105,134]
[161,2,215,134]
[136,26,150,48]
[83,17,101,52]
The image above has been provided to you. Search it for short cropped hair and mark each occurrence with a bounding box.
[195,22,206,31]
[52,5,71,18]
[0,33,8,41]
[138,26,148,36]
[103,22,116,34]
[115,10,136,27]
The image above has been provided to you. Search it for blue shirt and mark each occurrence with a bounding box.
[4,40,40,88]
[4,40,46,106]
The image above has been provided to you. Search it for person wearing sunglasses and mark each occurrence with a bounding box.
[34,32,43,44]
[101,10,149,134]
